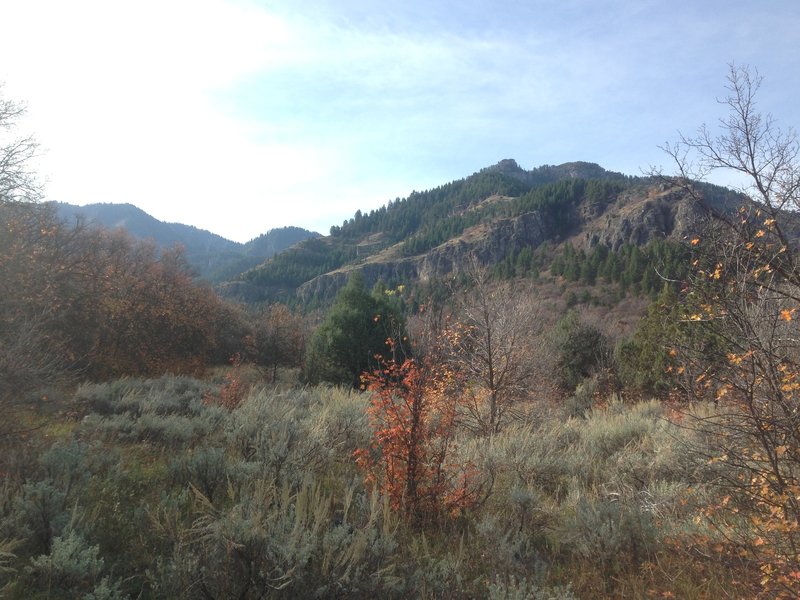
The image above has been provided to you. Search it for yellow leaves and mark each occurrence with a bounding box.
[690,238,700,246]
[761,563,775,586]
[727,351,752,365]
[764,218,776,227]
[711,263,723,279]
[755,229,766,238]
[780,308,795,321]
[780,378,800,393]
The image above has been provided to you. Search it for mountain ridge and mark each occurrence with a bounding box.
[51,201,319,281]
[225,159,739,305]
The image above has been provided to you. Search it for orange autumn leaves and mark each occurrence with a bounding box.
[0,200,244,381]
[355,356,483,521]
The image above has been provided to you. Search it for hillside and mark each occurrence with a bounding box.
[52,202,319,281]
[223,160,742,304]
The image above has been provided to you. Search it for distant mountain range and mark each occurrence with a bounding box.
[50,159,754,307]
[51,202,319,282]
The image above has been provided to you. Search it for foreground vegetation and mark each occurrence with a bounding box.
[0,377,759,598]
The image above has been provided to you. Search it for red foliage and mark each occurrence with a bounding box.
[204,354,248,410]
[355,356,481,521]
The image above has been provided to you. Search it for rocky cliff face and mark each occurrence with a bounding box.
[296,210,554,302]
[581,188,705,250]
[297,184,710,303]
[418,210,550,280]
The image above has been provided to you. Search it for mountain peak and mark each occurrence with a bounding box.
[483,158,524,175]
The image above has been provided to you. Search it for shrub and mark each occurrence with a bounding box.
[306,388,371,466]
[169,447,230,502]
[74,376,216,418]
[563,377,598,418]
[75,377,226,449]
[562,495,658,591]
[27,528,123,599]
[486,575,577,600]
[551,311,610,390]
[5,481,68,555]
[225,387,324,486]
[148,480,402,599]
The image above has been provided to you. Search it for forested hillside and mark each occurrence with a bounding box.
[226,160,741,306]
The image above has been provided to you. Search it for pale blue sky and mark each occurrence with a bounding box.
[2,0,799,241]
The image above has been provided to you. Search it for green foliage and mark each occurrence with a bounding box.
[27,529,123,600]
[615,288,681,395]
[511,179,591,237]
[245,236,357,292]
[552,312,610,390]
[242,165,639,305]
[487,575,577,600]
[564,498,657,582]
[615,284,729,398]
[303,273,407,387]
[548,239,690,297]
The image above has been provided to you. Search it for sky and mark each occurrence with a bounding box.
[1,0,799,242]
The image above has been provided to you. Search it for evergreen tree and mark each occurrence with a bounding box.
[303,272,407,387]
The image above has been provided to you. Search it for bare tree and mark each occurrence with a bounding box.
[0,86,41,203]
[251,303,306,382]
[661,64,800,595]
[447,256,542,435]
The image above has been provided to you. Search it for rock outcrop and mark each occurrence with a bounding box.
[297,185,709,303]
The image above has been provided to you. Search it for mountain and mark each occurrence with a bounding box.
[221,160,744,305]
[51,202,319,281]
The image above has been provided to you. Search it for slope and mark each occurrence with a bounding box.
[51,202,318,281]
[224,160,744,305]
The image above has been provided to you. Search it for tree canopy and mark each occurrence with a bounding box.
[303,272,407,387]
